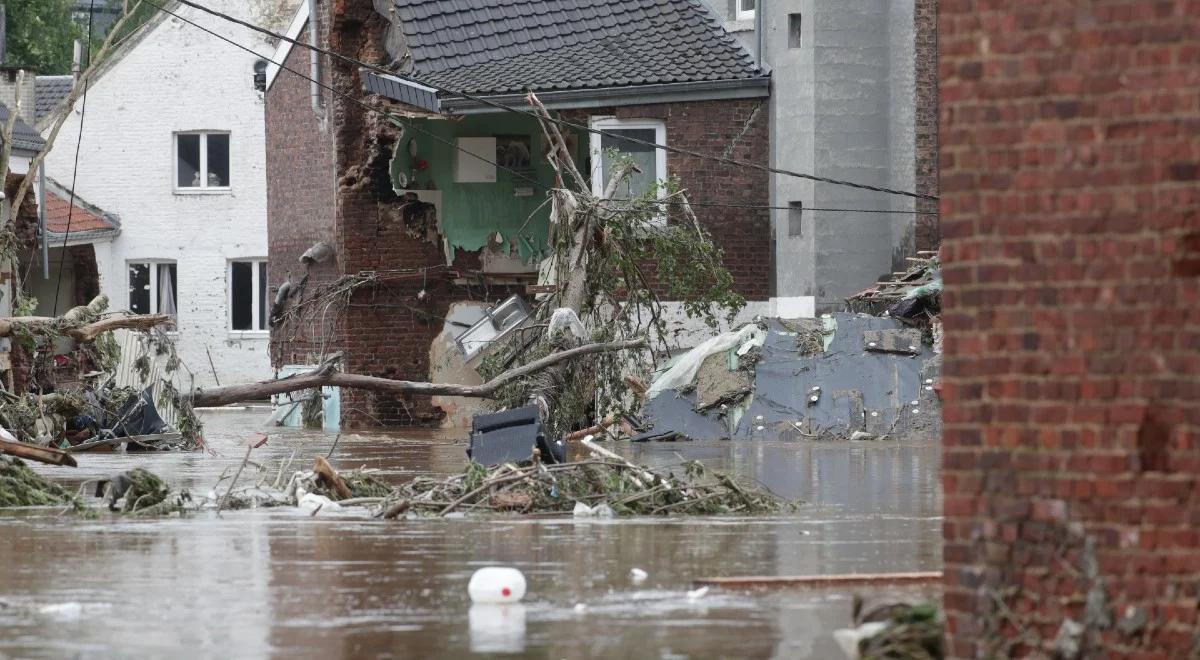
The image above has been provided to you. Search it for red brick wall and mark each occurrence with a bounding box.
[265,17,341,369]
[561,100,771,300]
[940,1,1200,656]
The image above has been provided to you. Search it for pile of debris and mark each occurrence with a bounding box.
[0,384,185,453]
[836,599,944,660]
[377,453,791,518]
[845,251,942,322]
[638,314,941,442]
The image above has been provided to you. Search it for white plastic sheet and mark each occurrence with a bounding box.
[646,324,766,399]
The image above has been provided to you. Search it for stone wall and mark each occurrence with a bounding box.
[939,0,1200,655]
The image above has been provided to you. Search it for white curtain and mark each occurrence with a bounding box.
[158,264,177,317]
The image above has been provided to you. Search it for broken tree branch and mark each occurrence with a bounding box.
[0,313,171,342]
[7,1,147,228]
[186,337,647,408]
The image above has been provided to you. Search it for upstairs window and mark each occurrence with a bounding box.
[176,132,230,190]
[737,0,756,21]
[129,261,178,319]
[589,117,667,201]
[229,259,268,332]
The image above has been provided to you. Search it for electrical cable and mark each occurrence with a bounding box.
[53,0,96,315]
[142,0,936,218]
[167,0,937,201]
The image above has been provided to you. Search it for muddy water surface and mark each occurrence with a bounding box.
[0,410,940,659]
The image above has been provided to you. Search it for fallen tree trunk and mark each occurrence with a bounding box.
[186,338,647,408]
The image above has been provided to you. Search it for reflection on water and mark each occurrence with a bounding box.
[0,411,941,659]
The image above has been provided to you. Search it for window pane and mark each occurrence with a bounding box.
[257,262,268,330]
[231,261,252,330]
[600,128,658,199]
[177,134,201,187]
[741,0,756,11]
[128,263,150,314]
[158,263,178,317]
[207,134,230,187]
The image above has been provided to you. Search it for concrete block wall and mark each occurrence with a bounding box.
[41,0,275,388]
[939,0,1200,655]
[710,0,923,308]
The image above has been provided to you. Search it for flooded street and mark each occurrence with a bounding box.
[0,410,940,659]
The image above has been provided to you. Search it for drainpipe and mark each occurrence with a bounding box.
[307,0,322,115]
[755,0,765,68]
[72,39,82,82]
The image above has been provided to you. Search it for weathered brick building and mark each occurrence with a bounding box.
[940,0,1200,655]
[265,0,771,427]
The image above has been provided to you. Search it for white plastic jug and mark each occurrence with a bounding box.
[468,567,527,604]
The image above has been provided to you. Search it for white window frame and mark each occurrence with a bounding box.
[589,116,668,224]
[736,0,756,21]
[227,258,268,335]
[128,260,178,325]
[174,131,231,193]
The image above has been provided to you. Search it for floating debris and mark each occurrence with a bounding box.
[0,456,80,508]
[377,457,793,518]
[836,600,944,660]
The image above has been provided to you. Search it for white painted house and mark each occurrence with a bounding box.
[35,1,283,387]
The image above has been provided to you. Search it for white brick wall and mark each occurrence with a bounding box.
[42,1,275,387]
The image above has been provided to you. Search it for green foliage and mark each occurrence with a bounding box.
[3,0,83,75]
[12,292,37,318]
[0,456,81,508]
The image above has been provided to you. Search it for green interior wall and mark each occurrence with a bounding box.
[390,114,584,264]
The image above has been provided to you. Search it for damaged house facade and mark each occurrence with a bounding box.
[266,0,776,428]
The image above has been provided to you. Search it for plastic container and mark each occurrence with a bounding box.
[468,567,527,604]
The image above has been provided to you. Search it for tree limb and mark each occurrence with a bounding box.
[0,313,171,342]
[8,1,147,224]
[186,337,647,408]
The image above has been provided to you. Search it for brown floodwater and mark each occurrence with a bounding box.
[0,410,941,659]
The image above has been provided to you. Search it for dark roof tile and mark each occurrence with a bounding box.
[388,0,763,96]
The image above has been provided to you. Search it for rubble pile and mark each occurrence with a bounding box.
[845,252,942,321]
[842,600,944,660]
[640,314,942,442]
[379,458,792,517]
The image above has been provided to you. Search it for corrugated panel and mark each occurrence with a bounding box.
[111,329,185,429]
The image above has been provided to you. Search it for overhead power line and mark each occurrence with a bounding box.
[141,0,934,219]
[167,0,937,202]
[54,0,97,315]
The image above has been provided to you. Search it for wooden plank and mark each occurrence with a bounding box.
[693,571,942,589]
[0,439,78,467]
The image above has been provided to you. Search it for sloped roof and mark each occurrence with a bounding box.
[0,102,46,153]
[44,179,120,241]
[387,0,765,96]
[35,75,73,121]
